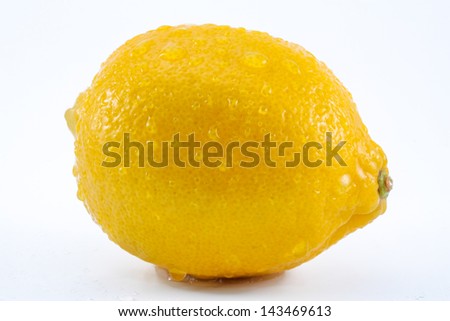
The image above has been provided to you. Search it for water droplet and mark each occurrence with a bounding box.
[337,174,352,194]
[227,97,239,109]
[292,240,307,257]
[208,127,220,140]
[194,151,203,162]
[216,36,229,44]
[170,27,190,37]
[65,107,80,136]
[102,89,113,104]
[76,188,85,201]
[316,105,328,116]
[132,45,148,57]
[340,174,351,187]
[258,105,269,115]
[225,255,241,269]
[189,56,204,66]
[101,114,110,125]
[205,94,213,106]
[160,45,187,61]
[356,163,367,179]
[191,101,200,110]
[193,38,207,47]
[156,25,171,31]
[284,59,301,75]
[145,117,156,134]
[145,117,152,128]
[260,82,273,96]
[242,52,268,68]
[168,269,187,282]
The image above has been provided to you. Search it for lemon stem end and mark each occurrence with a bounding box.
[378,169,393,199]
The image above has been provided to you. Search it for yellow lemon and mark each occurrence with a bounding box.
[65,24,392,280]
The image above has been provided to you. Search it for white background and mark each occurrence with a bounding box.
[1,0,449,300]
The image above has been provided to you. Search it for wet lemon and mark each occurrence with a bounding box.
[65,24,392,280]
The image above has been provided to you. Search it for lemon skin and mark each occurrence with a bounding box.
[66,25,390,279]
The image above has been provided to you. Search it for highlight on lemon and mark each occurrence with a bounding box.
[65,24,392,281]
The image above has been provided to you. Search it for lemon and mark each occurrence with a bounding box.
[65,24,391,280]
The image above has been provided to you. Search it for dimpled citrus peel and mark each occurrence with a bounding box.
[65,24,392,281]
